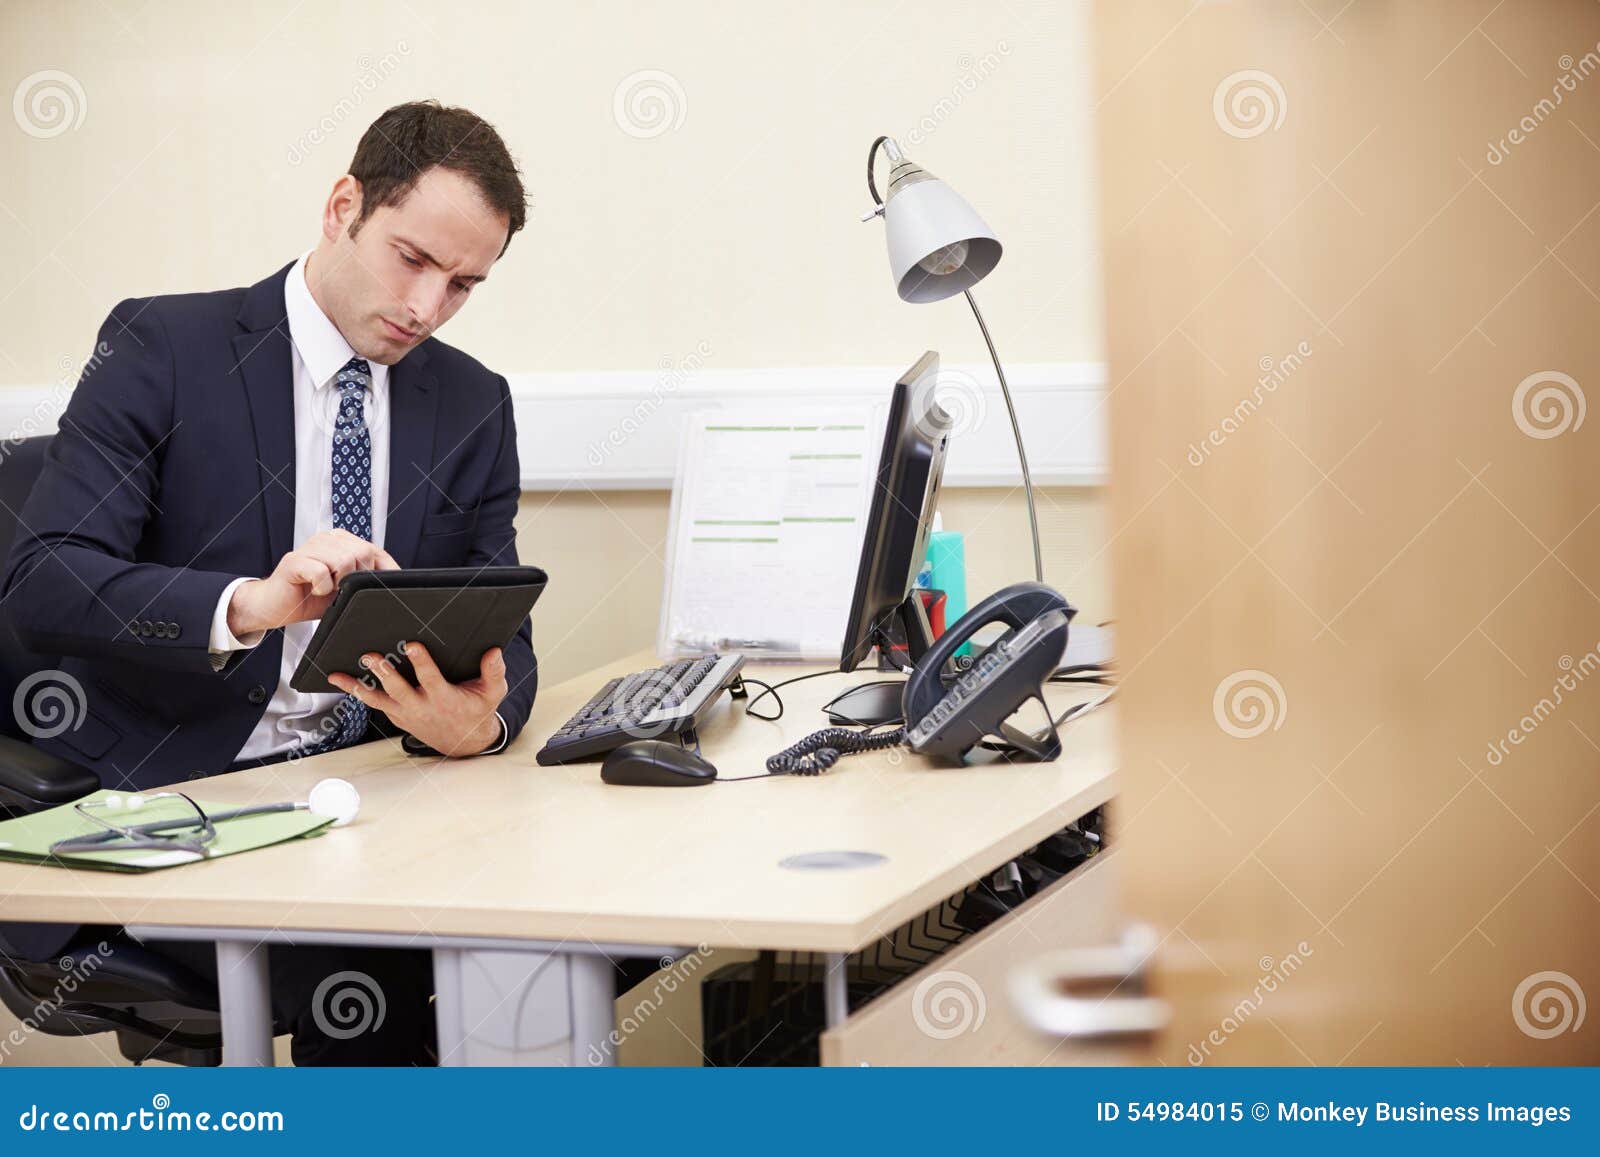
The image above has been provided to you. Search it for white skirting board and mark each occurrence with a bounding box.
[0,360,1107,491]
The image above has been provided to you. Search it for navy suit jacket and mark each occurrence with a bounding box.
[2,261,537,789]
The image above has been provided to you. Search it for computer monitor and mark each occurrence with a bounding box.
[837,351,953,683]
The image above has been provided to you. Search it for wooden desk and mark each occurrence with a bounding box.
[0,651,1117,1065]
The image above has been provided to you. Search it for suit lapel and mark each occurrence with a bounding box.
[384,347,440,567]
[232,263,297,569]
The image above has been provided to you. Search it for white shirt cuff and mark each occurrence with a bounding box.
[210,577,267,657]
[481,711,510,755]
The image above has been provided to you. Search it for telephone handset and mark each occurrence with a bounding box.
[759,581,1078,776]
[902,582,1076,762]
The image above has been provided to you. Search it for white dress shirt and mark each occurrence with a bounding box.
[209,253,392,760]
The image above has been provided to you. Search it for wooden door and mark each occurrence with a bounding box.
[1093,0,1600,1064]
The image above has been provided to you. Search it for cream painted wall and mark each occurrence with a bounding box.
[0,0,1106,1065]
[1,0,1100,379]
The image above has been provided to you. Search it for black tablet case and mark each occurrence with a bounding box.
[290,566,547,694]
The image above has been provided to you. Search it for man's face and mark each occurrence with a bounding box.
[311,166,509,364]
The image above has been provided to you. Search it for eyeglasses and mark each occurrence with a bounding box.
[51,792,218,860]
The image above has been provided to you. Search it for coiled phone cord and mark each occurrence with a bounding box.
[763,724,907,775]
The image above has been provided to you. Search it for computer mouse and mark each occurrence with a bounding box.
[601,740,718,787]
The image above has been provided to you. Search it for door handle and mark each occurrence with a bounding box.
[1009,924,1170,1040]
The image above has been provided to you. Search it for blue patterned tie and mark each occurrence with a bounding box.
[308,357,374,753]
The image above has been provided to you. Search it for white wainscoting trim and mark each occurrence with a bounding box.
[0,360,1107,491]
[509,361,1106,490]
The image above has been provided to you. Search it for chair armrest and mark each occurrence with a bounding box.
[0,734,99,813]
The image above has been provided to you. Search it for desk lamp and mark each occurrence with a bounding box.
[860,136,1043,582]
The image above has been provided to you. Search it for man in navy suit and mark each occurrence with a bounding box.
[0,101,535,1065]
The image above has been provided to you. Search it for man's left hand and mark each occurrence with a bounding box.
[329,641,507,757]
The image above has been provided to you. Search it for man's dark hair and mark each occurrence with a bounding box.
[347,100,527,255]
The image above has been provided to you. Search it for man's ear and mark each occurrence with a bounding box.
[322,174,363,244]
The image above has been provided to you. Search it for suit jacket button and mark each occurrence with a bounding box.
[170,622,181,639]
[138,620,153,637]
[247,685,268,705]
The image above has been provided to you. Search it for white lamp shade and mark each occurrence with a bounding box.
[884,178,1003,303]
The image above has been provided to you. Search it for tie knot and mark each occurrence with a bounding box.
[336,357,371,392]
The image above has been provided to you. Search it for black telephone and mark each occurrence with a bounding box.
[762,581,1077,775]
[903,582,1075,762]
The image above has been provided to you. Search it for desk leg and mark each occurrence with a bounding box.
[215,940,274,1067]
[568,952,618,1067]
[823,951,849,1029]
[432,946,616,1066]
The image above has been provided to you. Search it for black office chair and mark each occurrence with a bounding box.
[0,435,227,1066]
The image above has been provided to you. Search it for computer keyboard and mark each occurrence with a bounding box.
[535,653,747,765]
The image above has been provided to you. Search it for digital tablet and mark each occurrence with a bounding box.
[289,566,547,695]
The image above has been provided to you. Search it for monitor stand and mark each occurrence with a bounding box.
[831,591,937,726]
[825,682,908,726]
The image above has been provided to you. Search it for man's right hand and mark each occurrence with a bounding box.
[226,529,399,637]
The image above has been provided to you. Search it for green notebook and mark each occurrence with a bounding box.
[0,789,334,873]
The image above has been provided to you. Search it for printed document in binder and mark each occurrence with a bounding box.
[658,404,883,659]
